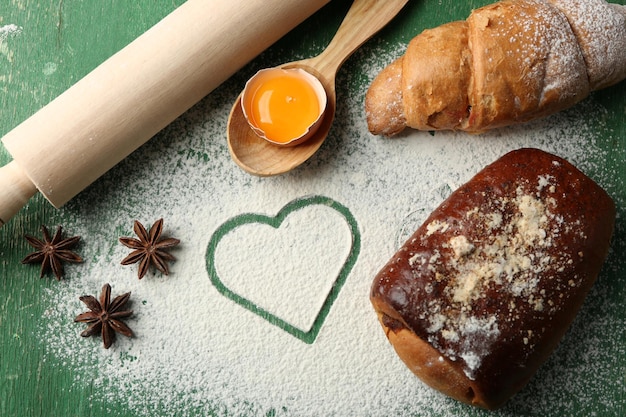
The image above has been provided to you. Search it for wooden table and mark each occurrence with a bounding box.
[1,1,625,416]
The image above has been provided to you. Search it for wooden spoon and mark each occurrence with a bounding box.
[227,0,409,176]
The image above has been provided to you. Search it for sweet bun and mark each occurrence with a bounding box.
[370,148,615,408]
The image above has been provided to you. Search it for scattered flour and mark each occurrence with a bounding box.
[0,24,22,40]
[213,203,353,332]
[550,0,626,90]
[32,29,624,417]
[0,24,22,64]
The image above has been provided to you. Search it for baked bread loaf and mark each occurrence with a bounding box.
[370,148,615,409]
[365,0,626,135]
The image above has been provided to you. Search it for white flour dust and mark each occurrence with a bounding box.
[37,38,624,417]
[213,203,353,332]
[0,24,22,40]
[0,24,22,64]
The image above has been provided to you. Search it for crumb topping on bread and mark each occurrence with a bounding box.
[412,174,587,379]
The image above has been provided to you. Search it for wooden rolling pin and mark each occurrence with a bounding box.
[0,0,330,227]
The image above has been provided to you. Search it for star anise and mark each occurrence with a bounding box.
[119,218,180,279]
[74,283,133,349]
[21,225,83,280]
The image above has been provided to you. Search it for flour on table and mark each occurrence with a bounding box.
[214,203,353,332]
[37,36,624,417]
[0,24,22,64]
[0,24,22,39]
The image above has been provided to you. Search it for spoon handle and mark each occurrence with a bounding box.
[310,0,409,79]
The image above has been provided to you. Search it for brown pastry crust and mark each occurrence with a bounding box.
[402,21,472,131]
[370,148,615,409]
[365,57,406,136]
[465,0,589,131]
[366,0,626,134]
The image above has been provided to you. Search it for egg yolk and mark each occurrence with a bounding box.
[248,72,321,144]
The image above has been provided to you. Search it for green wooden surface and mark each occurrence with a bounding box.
[1,1,625,416]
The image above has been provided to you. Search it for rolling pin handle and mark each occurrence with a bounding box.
[0,161,38,227]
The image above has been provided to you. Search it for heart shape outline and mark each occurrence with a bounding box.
[205,195,360,344]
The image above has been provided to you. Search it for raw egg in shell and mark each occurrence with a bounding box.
[241,68,327,147]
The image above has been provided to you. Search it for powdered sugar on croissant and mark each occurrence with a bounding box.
[365,0,626,135]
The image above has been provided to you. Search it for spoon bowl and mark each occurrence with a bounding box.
[227,0,409,176]
[228,63,335,176]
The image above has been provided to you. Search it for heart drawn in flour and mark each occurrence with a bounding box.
[206,195,360,344]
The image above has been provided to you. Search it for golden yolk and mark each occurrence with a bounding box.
[248,72,321,143]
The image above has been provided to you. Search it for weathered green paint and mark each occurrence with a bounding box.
[1,1,625,416]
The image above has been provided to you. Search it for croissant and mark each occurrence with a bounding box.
[365,0,626,135]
